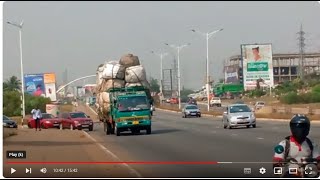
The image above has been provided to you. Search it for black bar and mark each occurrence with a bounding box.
[6,151,26,159]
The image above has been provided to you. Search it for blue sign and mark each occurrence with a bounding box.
[24,74,46,97]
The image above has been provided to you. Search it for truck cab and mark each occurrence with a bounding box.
[105,86,152,136]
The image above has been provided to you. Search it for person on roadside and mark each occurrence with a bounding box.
[31,105,43,131]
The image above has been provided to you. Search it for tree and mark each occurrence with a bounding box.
[150,77,160,93]
[3,76,21,92]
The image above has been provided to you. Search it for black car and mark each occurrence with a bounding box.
[3,115,18,128]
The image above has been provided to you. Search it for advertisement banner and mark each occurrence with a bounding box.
[44,73,56,84]
[224,65,239,83]
[45,83,57,101]
[24,74,46,97]
[241,44,274,91]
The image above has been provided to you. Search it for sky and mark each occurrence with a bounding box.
[3,1,320,90]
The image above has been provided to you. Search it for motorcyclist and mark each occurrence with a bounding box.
[273,114,320,177]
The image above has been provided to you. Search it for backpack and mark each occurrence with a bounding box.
[284,136,313,159]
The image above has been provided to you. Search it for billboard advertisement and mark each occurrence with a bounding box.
[224,65,239,83]
[24,74,46,97]
[45,83,57,101]
[24,73,57,101]
[241,44,274,91]
[44,73,57,101]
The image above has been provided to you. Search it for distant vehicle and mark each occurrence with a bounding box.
[166,98,171,103]
[222,104,256,129]
[28,113,61,129]
[213,83,243,98]
[255,101,265,110]
[59,112,93,131]
[3,115,17,128]
[210,97,221,107]
[188,98,197,105]
[170,97,179,104]
[182,104,201,118]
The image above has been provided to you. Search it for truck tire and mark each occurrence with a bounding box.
[146,126,151,135]
[115,126,120,136]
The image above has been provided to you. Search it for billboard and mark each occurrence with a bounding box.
[224,65,239,83]
[241,44,274,91]
[24,74,46,97]
[24,73,57,101]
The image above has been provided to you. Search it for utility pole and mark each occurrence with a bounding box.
[298,24,305,81]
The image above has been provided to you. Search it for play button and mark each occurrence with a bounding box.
[11,168,16,174]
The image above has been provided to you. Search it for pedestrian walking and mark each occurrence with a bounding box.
[31,105,42,131]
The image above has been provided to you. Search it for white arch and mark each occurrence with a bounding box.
[56,75,96,93]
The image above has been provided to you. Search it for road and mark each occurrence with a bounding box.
[86,109,320,178]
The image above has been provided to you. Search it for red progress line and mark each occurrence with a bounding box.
[6,161,218,165]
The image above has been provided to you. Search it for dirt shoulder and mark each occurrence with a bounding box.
[74,104,98,122]
[3,128,137,178]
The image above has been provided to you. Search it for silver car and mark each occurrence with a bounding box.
[182,104,201,118]
[222,104,256,129]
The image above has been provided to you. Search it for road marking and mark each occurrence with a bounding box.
[231,134,238,136]
[87,105,98,115]
[212,131,217,133]
[257,137,264,140]
[82,131,142,178]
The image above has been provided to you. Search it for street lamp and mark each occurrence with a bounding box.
[165,43,191,109]
[191,28,223,112]
[151,51,168,103]
[7,20,25,122]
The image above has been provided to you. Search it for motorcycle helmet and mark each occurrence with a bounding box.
[290,114,310,143]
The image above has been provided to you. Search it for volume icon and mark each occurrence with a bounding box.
[40,168,47,174]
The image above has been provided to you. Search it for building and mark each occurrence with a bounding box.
[224,53,320,85]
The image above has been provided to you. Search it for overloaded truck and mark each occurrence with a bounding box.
[95,54,153,136]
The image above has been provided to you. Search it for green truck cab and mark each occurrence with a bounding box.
[104,86,152,136]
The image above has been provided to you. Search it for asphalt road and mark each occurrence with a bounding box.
[86,109,320,178]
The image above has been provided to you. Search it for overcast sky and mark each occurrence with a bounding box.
[3,1,320,89]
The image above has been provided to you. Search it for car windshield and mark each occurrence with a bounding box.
[117,96,149,112]
[42,114,55,119]
[229,105,251,113]
[3,115,10,121]
[70,113,87,118]
[186,105,198,110]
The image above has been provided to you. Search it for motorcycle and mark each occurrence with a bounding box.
[278,157,319,178]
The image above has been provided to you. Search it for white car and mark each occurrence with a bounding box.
[210,97,222,107]
[223,104,256,129]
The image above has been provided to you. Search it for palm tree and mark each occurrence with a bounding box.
[3,76,21,92]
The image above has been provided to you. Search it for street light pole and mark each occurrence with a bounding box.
[191,28,223,112]
[165,43,190,110]
[151,51,168,102]
[7,20,25,122]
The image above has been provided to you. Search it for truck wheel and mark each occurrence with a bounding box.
[146,126,151,135]
[106,123,111,135]
[115,126,120,136]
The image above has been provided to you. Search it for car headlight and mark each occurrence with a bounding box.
[74,121,79,124]
[250,114,255,119]
[45,120,50,123]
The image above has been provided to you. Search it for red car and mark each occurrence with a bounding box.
[170,97,179,104]
[28,113,61,129]
[59,112,93,131]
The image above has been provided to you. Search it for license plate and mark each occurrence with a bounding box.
[54,124,59,126]
[82,125,89,127]
[9,125,14,128]
[133,121,139,125]
[191,113,196,115]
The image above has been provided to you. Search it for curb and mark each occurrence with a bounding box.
[156,108,320,124]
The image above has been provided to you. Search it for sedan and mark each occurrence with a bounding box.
[223,104,256,129]
[28,113,62,129]
[182,104,201,118]
[3,115,18,128]
[60,112,93,131]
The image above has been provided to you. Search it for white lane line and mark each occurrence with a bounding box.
[231,133,238,136]
[257,137,264,140]
[82,131,142,178]
[87,105,98,115]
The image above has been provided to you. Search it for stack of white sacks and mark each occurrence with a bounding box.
[95,54,151,115]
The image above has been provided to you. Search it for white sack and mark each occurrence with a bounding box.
[102,61,125,80]
[119,54,140,68]
[125,65,147,83]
